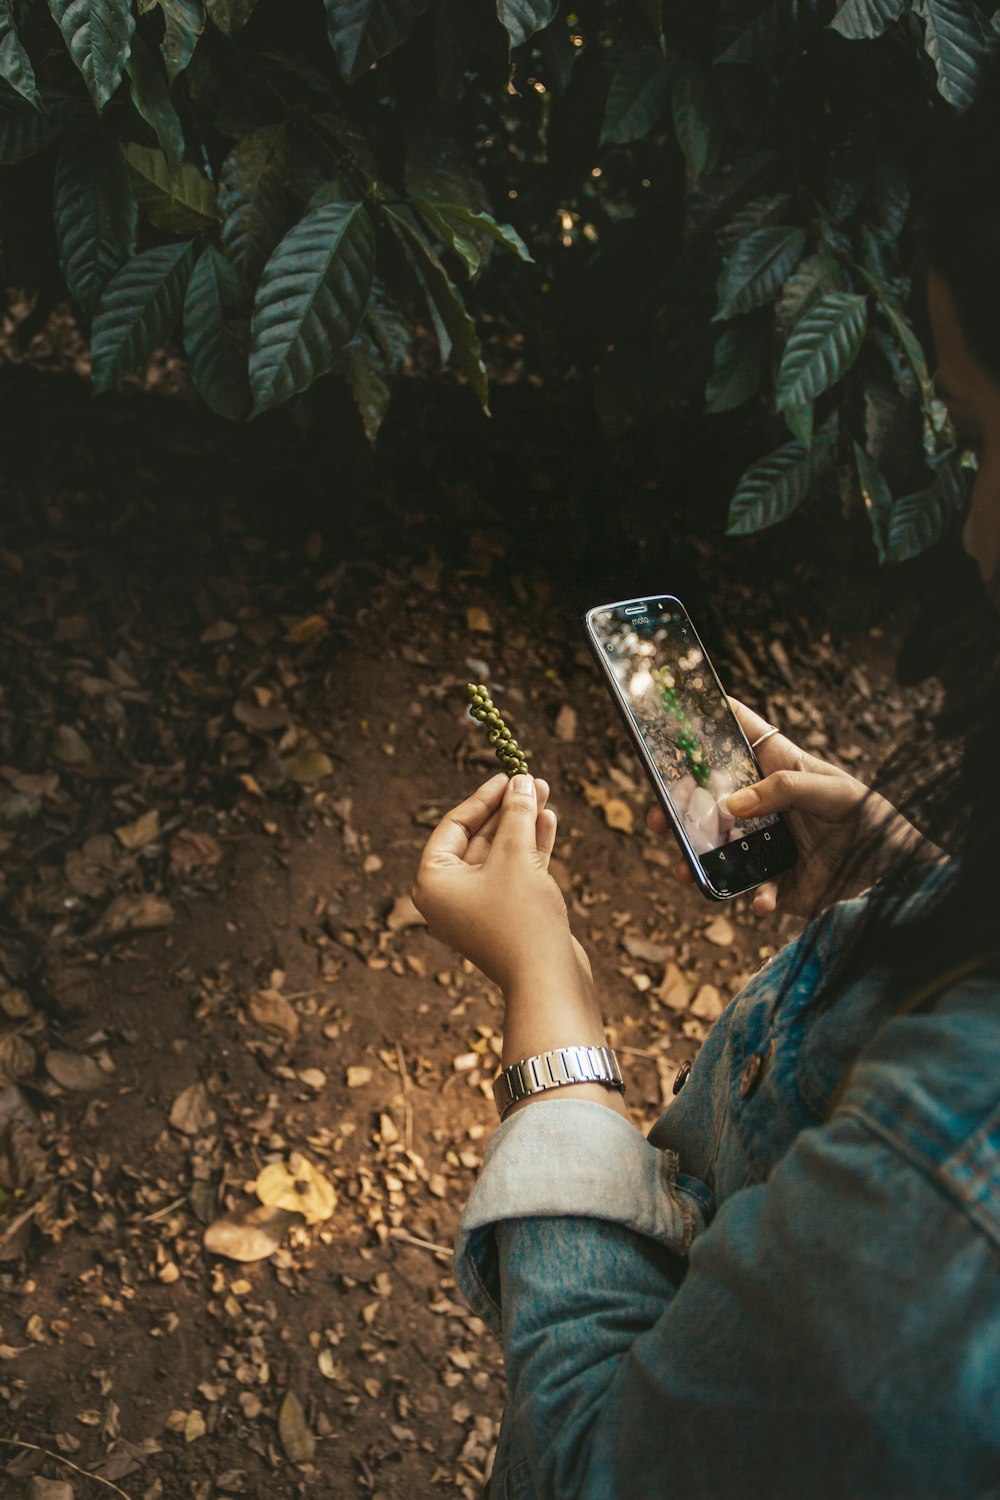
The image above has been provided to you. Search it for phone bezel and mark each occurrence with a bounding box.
[583,594,795,902]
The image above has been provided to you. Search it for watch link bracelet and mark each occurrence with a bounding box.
[493,1045,625,1121]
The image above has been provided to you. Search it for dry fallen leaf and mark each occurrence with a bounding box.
[704,916,735,946]
[280,747,333,783]
[169,828,224,873]
[115,808,160,851]
[690,984,724,1021]
[657,962,693,1011]
[246,987,300,1039]
[44,1050,108,1091]
[283,613,328,645]
[0,1033,35,1081]
[26,1478,74,1500]
[465,607,493,634]
[255,1152,336,1226]
[86,892,174,943]
[278,1390,316,1463]
[602,798,635,834]
[169,1082,216,1137]
[203,1205,305,1263]
[554,704,577,741]
[385,894,426,932]
[346,1065,372,1089]
[622,935,670,964]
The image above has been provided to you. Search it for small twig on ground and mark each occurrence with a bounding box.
[140,1195,187,1223]
[389,1227,453,1257]
[394,1041,414,1149]
[0,1439,135,1498]
[616,1044,669,1061]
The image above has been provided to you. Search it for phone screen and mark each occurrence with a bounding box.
[586,597,795,895]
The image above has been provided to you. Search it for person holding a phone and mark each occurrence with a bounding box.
[411,59,1000,1500]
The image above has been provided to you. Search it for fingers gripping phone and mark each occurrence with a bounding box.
[584,595,798,901]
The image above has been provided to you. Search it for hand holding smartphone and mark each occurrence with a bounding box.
[584,595,798,901]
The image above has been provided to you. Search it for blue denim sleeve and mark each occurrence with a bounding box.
[477,1110,1000,1499]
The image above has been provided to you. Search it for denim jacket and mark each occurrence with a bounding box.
[455,865,1000,1499]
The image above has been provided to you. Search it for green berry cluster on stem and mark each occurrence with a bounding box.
[467,684,530,778]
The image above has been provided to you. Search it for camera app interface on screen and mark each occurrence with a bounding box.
[593,601,780,868]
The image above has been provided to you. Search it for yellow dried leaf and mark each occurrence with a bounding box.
[168,1082,216,1136]
[465,606,493,633]
[184,1409,206,1443]
[280,747,333,783]
[704,916,735,946]
[246,987,300,1039]
[580,780,608,808]
[346,1065,372,1089]
[115,808,160,851]
[255,1153,336,1226]
[602,798,634,834]
[203,1205,304,1262]
[283,613,328,645]
[278,1390,315,1463]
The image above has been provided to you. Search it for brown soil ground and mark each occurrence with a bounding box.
[0,360,945,1499]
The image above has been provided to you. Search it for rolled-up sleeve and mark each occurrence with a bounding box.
[455,1101,1000,1499]
[456,1098,710,1332]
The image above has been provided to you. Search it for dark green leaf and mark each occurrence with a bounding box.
[852,439,893,562]
[249,200,375,414]
[716,226,806,319]
[497,0,558,50]
[157,0,204,80]
[864,272,935,413]
[126,34,184,165]
[671,60,715,183]
[918,0,992,110]
[600,47,671,145]
[829,0,905,39]
[775,290,868,410]
[776,254,849,334]
[47,0,134,111]
[704,319,767,414]
[91,239,194,392]
[726,425,837,535]
[204,0,258,35]
[325,0,430,83]
[783,402,814,447]
[219,124,288,285]
[122,142,220,233]
[886,453,967,561]
[719,193,794,251]
[0,1,40,109]
[364,276,412,372]
[343,326,390,440]
[0,87,81,163]
[411,199,532,277]
[386,204,489,413]
[183,243,250,421]
[717,0,823,65]
[54,132,137,314]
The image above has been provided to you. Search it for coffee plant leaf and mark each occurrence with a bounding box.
[852,438,893,562]
[386,204,489,412]
[0,1,40,109]
[775,290,868,411]
[917,0,993,110]
[886,451,967,561]
[219,123,289,284]
[776,254,849,335]
[411,199,532,277]
[122,141,220,232]
[715,225,806,319]
[126,34,184,164]
[343,325,391,440]
[829,0,906,39]
[496,0,558,51]
[704,317,767,414]
[204,0,258,35]
[156,0,205,80]
[364,275,412,372]
[91,238,194,392]
[600,46,671,145]
[725,424,837,535]
[717,0,825,65]
[671,59,716,183]
[325,0,431,83]
[249,199,375,414]
[54,131,138,314]
[183,243,250,420]
[783,401,814,448]
[48,0,135,111]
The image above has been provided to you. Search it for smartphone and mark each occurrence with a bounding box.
[583,595,798,901]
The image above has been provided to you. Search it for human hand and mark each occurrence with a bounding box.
[646,696,925,921]
[412,772,592,996]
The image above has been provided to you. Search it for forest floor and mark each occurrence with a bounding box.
[0,356,945,1500]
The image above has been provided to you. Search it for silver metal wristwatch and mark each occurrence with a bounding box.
[493,1045,625,1120]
